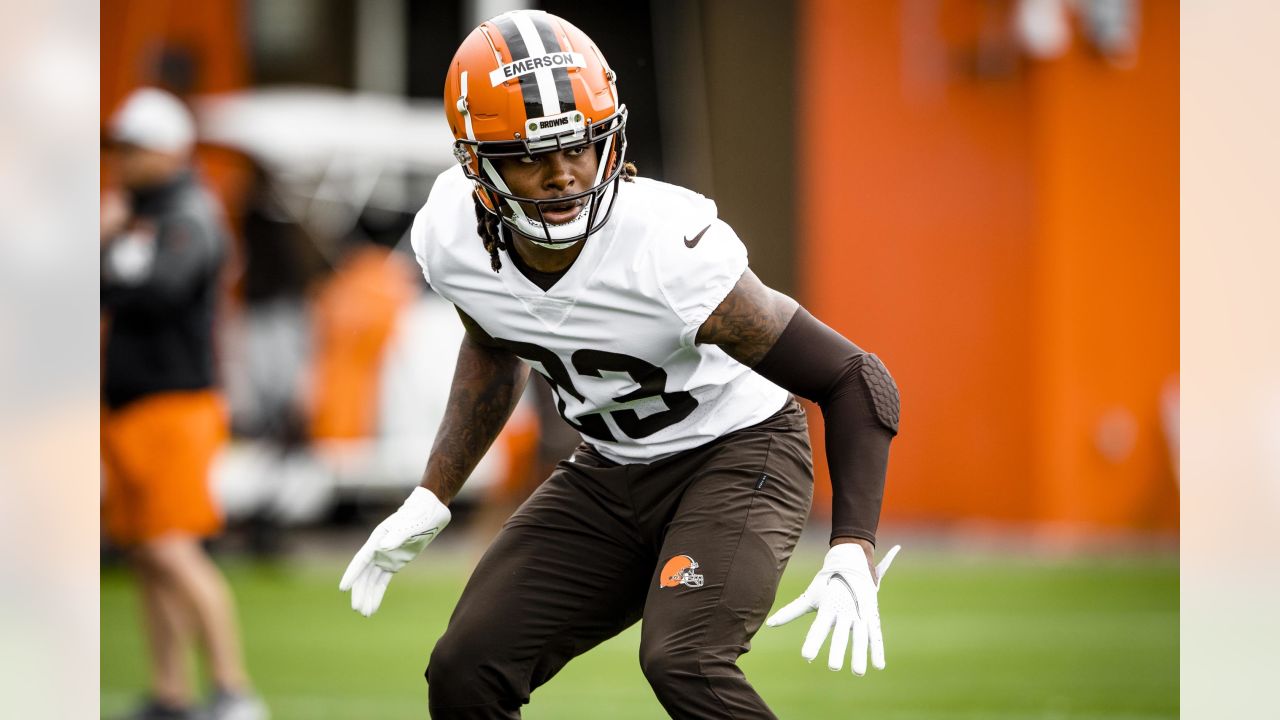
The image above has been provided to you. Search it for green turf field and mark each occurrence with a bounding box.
[101,545,1177,719]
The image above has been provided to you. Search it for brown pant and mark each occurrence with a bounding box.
[427,399,814,718]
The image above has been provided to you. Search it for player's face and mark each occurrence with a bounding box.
[493,145,600,226]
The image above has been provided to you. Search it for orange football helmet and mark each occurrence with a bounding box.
[444,10,628,247]
[659,555,704,589]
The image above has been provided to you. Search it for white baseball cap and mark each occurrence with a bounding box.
[108,87,196,154]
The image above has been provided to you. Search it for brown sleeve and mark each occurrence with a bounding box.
[751,307,900,545]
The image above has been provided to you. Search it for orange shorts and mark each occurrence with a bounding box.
[101,390,228,546]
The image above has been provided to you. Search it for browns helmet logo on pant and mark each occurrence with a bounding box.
[659,554,704,589]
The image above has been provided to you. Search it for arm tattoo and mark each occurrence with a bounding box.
[696,269,799,367]
[421,310,529,503]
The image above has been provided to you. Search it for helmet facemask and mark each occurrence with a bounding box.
[457,107,628,249]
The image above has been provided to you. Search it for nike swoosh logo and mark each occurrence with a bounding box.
[832,575,861,614]
[684,224,712,248]
[406,528,439,542]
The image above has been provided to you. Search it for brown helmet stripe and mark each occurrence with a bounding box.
[491,15,543,122]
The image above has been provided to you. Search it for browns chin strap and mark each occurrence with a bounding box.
[751,307,900,545]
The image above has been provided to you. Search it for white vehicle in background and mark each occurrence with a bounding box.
[194,87,519,527]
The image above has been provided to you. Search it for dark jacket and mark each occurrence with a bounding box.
[101,172,226,409]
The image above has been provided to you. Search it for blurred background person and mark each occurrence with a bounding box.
[101,87,268,720]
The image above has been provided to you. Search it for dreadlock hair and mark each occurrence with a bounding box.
[474,161,639,274]
[473,195,507,273]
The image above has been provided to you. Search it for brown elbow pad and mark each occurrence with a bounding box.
[860,353,901,434]
[752,307,900,544]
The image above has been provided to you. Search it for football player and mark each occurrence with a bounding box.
[341,10,901,719]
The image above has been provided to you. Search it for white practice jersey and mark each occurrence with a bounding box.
[410,165,789,464]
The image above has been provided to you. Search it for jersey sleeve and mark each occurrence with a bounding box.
[409,204,435,287]
[410,166,473,302]
[654,217,749,348]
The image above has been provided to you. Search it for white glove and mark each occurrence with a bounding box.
[339,487,451,617]
[766,543,901,675]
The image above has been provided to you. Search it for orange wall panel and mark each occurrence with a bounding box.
[799,0,1178,532]
[101,1,253,268]
[1029,2,1180,530]
[101,0,246,116]
[799,0,1037,526]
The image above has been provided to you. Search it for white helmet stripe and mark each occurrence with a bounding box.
[510,12,560,117]
[481,157,524,219]
[460,71,476,141]
[593,135,614,187]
